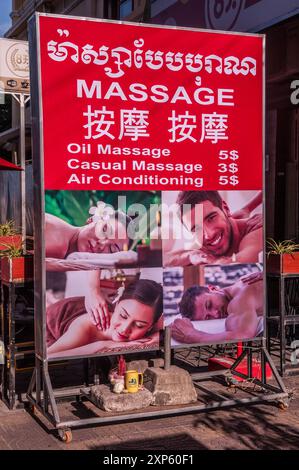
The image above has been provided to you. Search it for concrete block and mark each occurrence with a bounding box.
[149,358,164,368]
[126,360,149,373]
[90,384,153,412]
[144,366,197,406]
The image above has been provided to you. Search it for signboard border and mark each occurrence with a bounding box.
[29,12,266,363]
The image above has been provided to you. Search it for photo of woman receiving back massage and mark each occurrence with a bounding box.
[47,279,163,358]
[45,191,163,353]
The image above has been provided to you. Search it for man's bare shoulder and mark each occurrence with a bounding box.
[238,226,263,254]
[45,214,72,258]
[230,278,262,295]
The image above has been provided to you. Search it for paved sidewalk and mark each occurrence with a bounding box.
[0,375,298,450]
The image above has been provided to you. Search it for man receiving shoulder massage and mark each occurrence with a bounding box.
[171,272,263,344]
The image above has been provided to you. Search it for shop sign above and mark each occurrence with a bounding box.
[0,38,30,94]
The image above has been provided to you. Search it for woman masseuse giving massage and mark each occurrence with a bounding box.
[46,279,163,358]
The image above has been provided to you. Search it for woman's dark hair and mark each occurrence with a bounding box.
[179,285,209,319]
[119,279,163,324]
[95,209,133,249]
[115,210,132,229]
[114,210,133,249]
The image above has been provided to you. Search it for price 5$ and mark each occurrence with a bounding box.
[219,150,239,160]
[219,175,239,186]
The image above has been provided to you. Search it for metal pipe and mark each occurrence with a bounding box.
[55,392,289,430]
[19,93,26,246]
[164,327,171,370]
[247,342,253,378]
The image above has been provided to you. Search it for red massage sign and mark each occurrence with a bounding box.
[37,15,263,192]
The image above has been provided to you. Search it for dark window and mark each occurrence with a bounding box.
[120,0,133,18]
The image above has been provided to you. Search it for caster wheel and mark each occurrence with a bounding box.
[227,381,236,388]
[226,377,237,389]
[58,429,73,443]
[278,401,289,411]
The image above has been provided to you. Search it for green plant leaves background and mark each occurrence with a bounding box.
[45,190,161,232]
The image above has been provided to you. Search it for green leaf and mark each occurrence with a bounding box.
[60,191,90,226]
[267,238,299,254]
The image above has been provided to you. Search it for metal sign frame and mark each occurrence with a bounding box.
[26,12,289,441]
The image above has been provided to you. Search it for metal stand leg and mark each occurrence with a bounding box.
[263,347,288,393]
[230,343,288,397]
[247,342,253,378]
[83,358,89,386]
[93,358,100,385]
[280,276,286,376]
[261,343,266,384]
[1,282,17,409]
[26,358,61,426]
[164,327,171,370]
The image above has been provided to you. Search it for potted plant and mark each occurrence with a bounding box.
[267,238,299,274]
[0,220,22,252]
[0,240,33,283]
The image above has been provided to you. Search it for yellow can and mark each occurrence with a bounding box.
[125,370,143,393]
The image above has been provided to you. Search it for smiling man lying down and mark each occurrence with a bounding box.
[164,190,263,266]
[171,272,264,344]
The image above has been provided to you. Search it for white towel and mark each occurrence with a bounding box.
[167,316,264,346]
[67,250,137,267]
